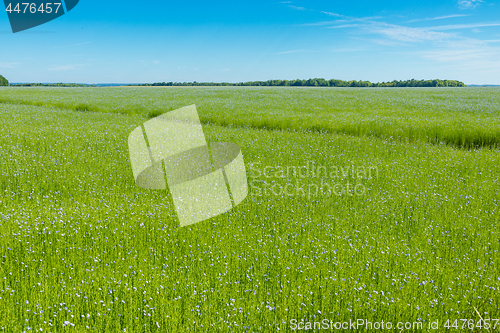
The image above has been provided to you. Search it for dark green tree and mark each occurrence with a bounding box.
[134,78,466,88]
[0,75,8,86]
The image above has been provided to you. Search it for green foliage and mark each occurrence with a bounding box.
[0,75,8,86]
[11,83,96,87]
[147,109,164,119]
[74,103,93,112]
[0,99,498,331]
[137,78,466,87]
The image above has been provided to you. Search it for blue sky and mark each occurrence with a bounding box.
[1,0,499,84]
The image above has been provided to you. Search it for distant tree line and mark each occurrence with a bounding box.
[1,77,467,88]
[0,75,8,86]
[137,78,466,88]
[10,83,97,87]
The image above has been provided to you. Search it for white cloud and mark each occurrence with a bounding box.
[427,22,500,30]
[368,38,409,46]
[326,19,500,45]
[422,44,500,73]
[302,14,383,27]
[458,0,483,9]
[301,21,347,26]
[292,4,500,77]
[0,62,20,69]
[370,24,454,42]
[328,24,365,29]
[407,14,470,23]
[321,11,342,17]
[289,5,306,11]
[424,48,490,62]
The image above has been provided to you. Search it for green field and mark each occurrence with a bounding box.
[0,87,499,332]
[1,86,500,148]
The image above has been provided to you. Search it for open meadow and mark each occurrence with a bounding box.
[0,87,499,332]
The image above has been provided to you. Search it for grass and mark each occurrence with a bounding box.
[0,88,499,332]
[1,86,500,148]
[74,103,94,112]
